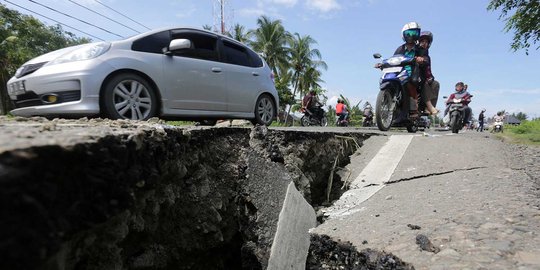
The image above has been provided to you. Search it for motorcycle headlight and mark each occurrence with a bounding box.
[47,42,111,66]
[453,98,461,103]
[387,57,403,66]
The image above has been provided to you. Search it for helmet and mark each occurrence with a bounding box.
[401,22,421,43]
[419,31,433,47]
[455,81,464,87]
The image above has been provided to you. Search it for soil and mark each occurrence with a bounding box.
[0,116,373,270]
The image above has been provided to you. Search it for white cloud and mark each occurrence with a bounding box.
[305,0,341,13]
[238,8,267,18]
[265,0,299,7]
[175,7,197,19]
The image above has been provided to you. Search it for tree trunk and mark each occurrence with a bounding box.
[0,72,13,115]
[284,73,300,126]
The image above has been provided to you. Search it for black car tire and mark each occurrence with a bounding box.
[253,94,275,126]
[102,73,158,120]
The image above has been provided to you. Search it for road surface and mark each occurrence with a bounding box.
[306,128,540,269]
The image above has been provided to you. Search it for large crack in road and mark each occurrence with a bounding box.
[1,117,416,270]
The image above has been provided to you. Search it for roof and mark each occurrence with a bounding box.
[505,115,522,124]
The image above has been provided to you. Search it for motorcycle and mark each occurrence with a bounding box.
[336,113,350,127]
[362,111,373,127]
[444,95,472,134]
[373,53,419,133]
[301,105,328,127]
[492,121,504,133]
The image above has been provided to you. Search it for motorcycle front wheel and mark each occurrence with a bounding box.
[301,115,310,127]
[376,90,395,131]
[451,114,460,134]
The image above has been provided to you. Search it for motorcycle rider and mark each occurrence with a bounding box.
[418,31,440,115]
[336,98,349,125]
[445,82,472,126]
[302,90,323,121]
[393,22,429,119]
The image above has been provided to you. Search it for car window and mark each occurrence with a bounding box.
[222,40,251,67]
[132,31,171,54]
[248,49,263,68]
[171,31,218,61]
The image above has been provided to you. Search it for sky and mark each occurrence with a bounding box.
[4,0,540,119]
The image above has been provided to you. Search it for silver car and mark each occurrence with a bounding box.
[7,27,278,125]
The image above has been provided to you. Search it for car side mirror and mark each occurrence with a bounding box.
[164,39,192,55]
[373,53,382,59]
[170,39,192,51]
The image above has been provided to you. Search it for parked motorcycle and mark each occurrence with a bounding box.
[301,105,328,127]
[444,95,472,134]
[373,53,419,133]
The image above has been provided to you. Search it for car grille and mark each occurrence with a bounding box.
[16,62,48,78]
[12,90,81,109]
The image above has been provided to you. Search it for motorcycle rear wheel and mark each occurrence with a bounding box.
[376,90,394,131]
[320,117,328,127]
[406,124,418,133]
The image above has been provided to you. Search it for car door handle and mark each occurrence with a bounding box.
[211,67,222,73]
[252,72,259,76]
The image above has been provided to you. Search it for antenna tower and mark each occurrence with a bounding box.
[212,0,233,34]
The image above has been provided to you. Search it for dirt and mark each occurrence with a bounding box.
[0,116,374,269]
[306,234,415,270]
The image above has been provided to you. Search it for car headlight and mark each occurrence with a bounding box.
[47,42,111,66]
[14,66,24,77]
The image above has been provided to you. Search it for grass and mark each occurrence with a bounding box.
[497,119,540,146]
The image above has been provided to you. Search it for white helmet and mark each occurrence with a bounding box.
[401,22,421,43]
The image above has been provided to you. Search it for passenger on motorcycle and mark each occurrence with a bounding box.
[336,98,349,123]
[302,90,324,120]
[393,22,429,119]
[418,31,440,115]
[445,82,472,126]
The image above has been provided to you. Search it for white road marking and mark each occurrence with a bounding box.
[323,135,414,219]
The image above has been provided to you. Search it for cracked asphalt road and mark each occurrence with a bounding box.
[312,130,540,269]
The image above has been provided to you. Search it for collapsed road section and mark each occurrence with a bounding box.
[0,117,411,269]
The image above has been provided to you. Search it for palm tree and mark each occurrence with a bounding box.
[202,24,214,31]
[285,33,327,124]
[227,23,252,43]
[250,16,291,75]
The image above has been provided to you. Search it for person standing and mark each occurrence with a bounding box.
[477,109,486,132]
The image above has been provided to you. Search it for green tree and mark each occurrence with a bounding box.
[285,33,326,124]
[202,24,214,31]
[227,23,251,43]
[488,0,540,54]
[513,111,528,121]
[250,16,291,76]
[0,4,90,114]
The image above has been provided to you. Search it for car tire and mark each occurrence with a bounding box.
[102,73,158,120]
[253,94,275,126]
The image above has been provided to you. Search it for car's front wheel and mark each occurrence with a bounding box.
[102,73,158,120]
[252,94,275,126]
